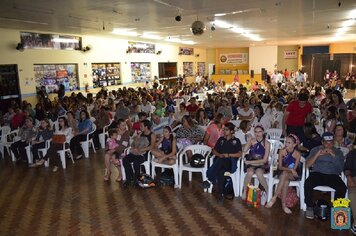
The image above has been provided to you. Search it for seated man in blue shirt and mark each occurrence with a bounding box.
[304,132,346,219]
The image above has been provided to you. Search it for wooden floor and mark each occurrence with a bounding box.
[0,150,351,236]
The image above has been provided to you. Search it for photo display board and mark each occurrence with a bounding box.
[34,64,79,93]
[92,63,121,88]
[21,32,82,50]
[128,41,155,53]
[131,62,151,83]
[197,62,205,75]
[183,62,194,76]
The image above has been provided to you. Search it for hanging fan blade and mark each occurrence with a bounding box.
[215,8,262,17]
[152,0,184,11]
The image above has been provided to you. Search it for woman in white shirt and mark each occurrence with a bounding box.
[272,102,284,129]
[36,117,73,172]
[238,98,254,121]
[235,120,254,147]
[251,104,272,130]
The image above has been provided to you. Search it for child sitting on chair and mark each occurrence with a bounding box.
[104,129,122,181]
[266,134,301,214]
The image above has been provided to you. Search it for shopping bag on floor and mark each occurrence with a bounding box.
[246,184,261,208]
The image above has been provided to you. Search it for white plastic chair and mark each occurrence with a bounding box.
[207,156,241,198]
[231,120,241,129]
[315,125,324,136]
[38,139,52,167]
[56,141,75,169]
[5,129,20,162]
[52,120,59,132]
[267,128,284,143]
[25,144,33,164]
[121,147,151,181]
[240,141,280,202]
[0,126,11,158]
[178,144,212,189]
[80,123,96,158]
[151,144,183,188]
[271,157,306,209]
[99,120,113,149]
[338,147,350,156]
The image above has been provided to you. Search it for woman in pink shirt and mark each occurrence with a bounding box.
[203,113,224,148]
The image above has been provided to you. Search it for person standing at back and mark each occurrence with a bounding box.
[283,93,312,140]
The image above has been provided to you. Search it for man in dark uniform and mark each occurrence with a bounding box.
[204,122,242,203]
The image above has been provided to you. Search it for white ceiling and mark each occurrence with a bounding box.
[0,0,355,47]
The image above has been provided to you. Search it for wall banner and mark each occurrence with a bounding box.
[284,50,297,59]
[219,53,248,64]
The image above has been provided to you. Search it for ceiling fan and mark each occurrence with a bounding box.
[152,0,184,11]
[214,8,262,17]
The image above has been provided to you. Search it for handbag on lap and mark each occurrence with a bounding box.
[52,134,66,144]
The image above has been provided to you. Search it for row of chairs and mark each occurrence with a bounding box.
[0,121,98,168]
[118,136,350,211]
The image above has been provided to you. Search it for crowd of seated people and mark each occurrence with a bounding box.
[0,72,355,231]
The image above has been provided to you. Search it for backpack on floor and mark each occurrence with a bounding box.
[158,169,175,186]
[138,174,156,188]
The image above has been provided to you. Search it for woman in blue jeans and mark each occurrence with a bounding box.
[70,110,93,159]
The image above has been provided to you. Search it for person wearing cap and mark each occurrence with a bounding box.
[283,92,312,140]
[304,132,346,219]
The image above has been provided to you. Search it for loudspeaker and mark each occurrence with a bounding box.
[250,70,254,78]
[261,68,267,81]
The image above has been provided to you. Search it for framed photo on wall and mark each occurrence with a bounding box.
[131,62,151,83]
[92,63,121,88]
[179,47,194,55]
[21,32,82,50]
[183,62,194,76]
[197,62,205,75]
[34,64,79,94]
[128,41,155,53]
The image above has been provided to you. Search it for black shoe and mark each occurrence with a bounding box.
[217,194,224,204]
[201,180,211,189]
[123,180,130,188]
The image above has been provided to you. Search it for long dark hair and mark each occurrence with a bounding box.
[163,126,174,143]
[214,113,224,124]
[182,115,195,127]
[80,110,90,122]
[58,117,69,130]
[303,122,318,139]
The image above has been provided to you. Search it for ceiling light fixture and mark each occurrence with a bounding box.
[112,28,139,36]
[141,33,162,40]
[165,37,195,45]
[213,20,262,41]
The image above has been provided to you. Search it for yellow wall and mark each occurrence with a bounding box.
[206,48,216,64]
[277,45,299,72]
[329,42,356,54]
[0,28,207,105]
